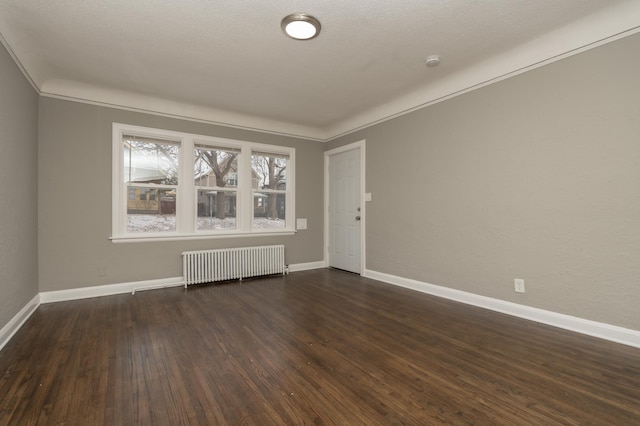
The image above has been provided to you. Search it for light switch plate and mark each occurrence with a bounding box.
[296,218,307,230]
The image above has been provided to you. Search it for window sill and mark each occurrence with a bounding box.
[110,230,297,243]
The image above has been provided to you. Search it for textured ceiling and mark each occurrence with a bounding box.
[1,0,639,140]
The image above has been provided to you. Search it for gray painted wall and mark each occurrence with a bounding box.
[0,43,39,328]
[38,98,324,292]
[328,33,640,330]
[5,28,639,334]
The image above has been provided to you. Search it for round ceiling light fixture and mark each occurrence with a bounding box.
[281,13,321,40]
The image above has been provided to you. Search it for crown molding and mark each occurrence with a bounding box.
[0,30,39,94]
[40,80,327,142]
[5,2,640,143]
[325,3,640,141]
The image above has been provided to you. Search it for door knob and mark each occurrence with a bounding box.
[355,216,361,221]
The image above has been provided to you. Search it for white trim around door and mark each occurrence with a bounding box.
[324,140,366,274]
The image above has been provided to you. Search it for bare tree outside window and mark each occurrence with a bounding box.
[252,153,287,224]
[125,138,179,185]
[124,136,179,232]
[114,123,295,237]
[194,145,239,221]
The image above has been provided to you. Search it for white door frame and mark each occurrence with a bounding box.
[324,140,366,274]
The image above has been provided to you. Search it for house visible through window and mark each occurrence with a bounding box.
[251,152,288,229]
[112,123,295,240]
[122,134,179,233]
[194,144,240,231]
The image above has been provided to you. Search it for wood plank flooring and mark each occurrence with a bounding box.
[1,269,639,425]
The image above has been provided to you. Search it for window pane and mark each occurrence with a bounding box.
[124,136,179,185]
[194,146,239,188]
[115,124,295,239]
[251,153,287,190]
[196,189,237,230]
[127,187,176,233]
[253,193,285,229]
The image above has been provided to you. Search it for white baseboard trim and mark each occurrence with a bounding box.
[0,294,40,352]
[39,263,327,304]
[17,267,637,351]
[288,261,326,273]
[364,269,640,349]
[40,276,185,304]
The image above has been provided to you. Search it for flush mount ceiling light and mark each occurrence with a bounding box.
[281,13,321,40]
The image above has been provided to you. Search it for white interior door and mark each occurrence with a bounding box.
[328,148,361,273]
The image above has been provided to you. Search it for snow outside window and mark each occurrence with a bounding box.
[251,152,288,230]
[194,144,240,231]
[112,123,295,241]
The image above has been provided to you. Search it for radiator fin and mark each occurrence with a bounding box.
[182,245,286,286]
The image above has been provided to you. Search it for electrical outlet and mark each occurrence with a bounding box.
[514,279,525,293]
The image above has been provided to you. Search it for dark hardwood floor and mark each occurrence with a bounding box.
[1,269,639,425]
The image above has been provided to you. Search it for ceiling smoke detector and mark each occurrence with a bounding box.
[425,55,441,67]
[281,13,321,40]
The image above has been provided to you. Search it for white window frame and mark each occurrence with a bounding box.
[112,123,295,242]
